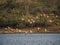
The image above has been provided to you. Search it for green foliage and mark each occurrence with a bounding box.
[17,23,26,29]
[54,21,60,26]
[8,20,19,27]
[0,0,60,29]
[0,16,8,27]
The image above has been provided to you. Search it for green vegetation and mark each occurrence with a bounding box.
[0,0,60,29]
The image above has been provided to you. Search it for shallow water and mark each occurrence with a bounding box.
[0,34,60,45]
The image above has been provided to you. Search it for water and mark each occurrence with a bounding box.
[0,34,60,45]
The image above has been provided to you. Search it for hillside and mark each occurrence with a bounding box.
[0,0,60,33]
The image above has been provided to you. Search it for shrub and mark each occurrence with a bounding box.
[7,20,19,28]
[54,21,60,26]
[16,22,26,29]
[0,16,8,27]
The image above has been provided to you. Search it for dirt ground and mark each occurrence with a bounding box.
[0,26,60,34]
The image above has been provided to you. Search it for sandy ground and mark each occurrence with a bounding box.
[0,26,60,34]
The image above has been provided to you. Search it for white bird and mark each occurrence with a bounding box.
[47,16,49,18]
[25,31,28,34]
[30,30,33,33]
[56,15,58,17]
[19,30,22,32]
[4,28,8,30]
[45,28,47,32]
[37,27,41,31]
[49,20,53,23]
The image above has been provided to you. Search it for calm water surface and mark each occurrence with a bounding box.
[0,34,60,45]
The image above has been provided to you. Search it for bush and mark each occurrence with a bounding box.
[7,20,19,28]
[0,16,8,27]
[54,21,60,26]
[16,22,26,29]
